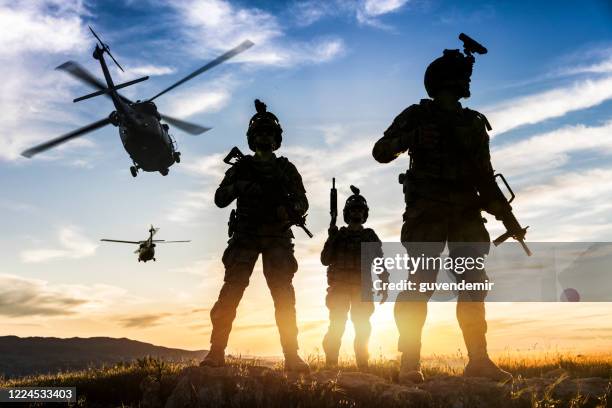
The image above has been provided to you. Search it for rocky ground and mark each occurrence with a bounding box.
[139,364,611,408]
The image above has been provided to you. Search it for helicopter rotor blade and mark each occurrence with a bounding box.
[159,114,211,135]
[155,240,191,243]
[56,61,133,104]
[148,40,254,102]
[21,117,111,158]
[101,239,142,244]
[89,26,124,72]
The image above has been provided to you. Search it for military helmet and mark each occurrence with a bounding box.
[424,49,474,98]
[343,185,369,223]
[246,99,283,151]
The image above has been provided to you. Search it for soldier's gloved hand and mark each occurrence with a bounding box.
[328,225,338,236]
[378,289,388,305]
[483,199,509,220]
[235,180,262,196]
[417,125,440,149]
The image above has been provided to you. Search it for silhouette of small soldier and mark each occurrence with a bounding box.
[201,99,309,372]
[372,35,512,383]
[321,186,388,369]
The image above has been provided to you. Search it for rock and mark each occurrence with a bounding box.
[543,367,568,378]
[140,375,162,408]
[163,364,612,408]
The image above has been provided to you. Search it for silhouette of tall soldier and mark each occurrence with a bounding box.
[372,35,512,383]
[201,99,309,372]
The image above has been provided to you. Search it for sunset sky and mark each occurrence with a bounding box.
[1,0,611,358]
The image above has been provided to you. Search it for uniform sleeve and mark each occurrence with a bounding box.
[284,160,309,216]
[470,113,506,215]
[367,229,384,258]
[372,104,421,163]
[320,234,336,266]
[214,166,238,208]
[367,229,389,282]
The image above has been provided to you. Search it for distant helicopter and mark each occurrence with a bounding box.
[21,27,253,177]
[101,225,190,262]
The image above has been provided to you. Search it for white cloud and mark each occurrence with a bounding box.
[116,64,176,79]
[563,58,612,75]
[290,0,409,27]
[0,0,89,161]
[484,76,612,136]
[0,0,87,55]
[168,0,345,67]
[166,88,231,117]
[362,0,409,17]
[512,168,612,241]
[165,153,225,223]
[20,226,98,263]
[0,273,143,317]
[492,121,612,179]
[171,0,281,51]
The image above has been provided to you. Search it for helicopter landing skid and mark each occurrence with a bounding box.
[130,164,139,178]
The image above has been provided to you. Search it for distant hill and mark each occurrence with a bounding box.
[0,336,208,378]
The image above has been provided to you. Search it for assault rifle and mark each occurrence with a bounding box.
[223,146,313,238]
[488,173,532,256]
[330,178,337,229]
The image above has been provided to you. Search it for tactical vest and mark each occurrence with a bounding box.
[402,99,490,205]
[233,156,294,231]
[327,227,379,284]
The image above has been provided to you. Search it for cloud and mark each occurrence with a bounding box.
[0,273,149,319]
[484,76,612,136]
[492,121,612,179]
[168,0,345,67]
[115,64,176,80]
[0,274,86,317]
[166,88,231,117]
[509,167,612,241]
[0,0,87,55]
[118,313,172,328]
[0,0,90,161]
[290,0,409,27]
[20,226,98,263]
[240,37,346,67]
[563,57,612,75]
[358,0,410,24]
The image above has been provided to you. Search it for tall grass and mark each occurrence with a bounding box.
[1,353,610,407]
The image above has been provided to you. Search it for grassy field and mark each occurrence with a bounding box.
[1,353,610,407]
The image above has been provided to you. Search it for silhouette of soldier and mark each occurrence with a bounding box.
[201,99,309,372]
[372,36,512,383]
[321,186,388,369]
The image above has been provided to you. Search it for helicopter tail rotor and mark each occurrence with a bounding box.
[89,26,124,72]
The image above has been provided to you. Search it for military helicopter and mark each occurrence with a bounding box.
[101,225,190,262]
[21,27,253,177]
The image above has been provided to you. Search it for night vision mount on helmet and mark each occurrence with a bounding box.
[246,99,283,151]
[343,185,369,223]
[424,33,487,98]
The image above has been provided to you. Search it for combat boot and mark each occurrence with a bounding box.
[284,351,310,372]
[325,354,338,369]
[199,346,225,367]
[464,356,512,382]
[355,349,369,371]
[356,358,369,371]
[398,353,424,384]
